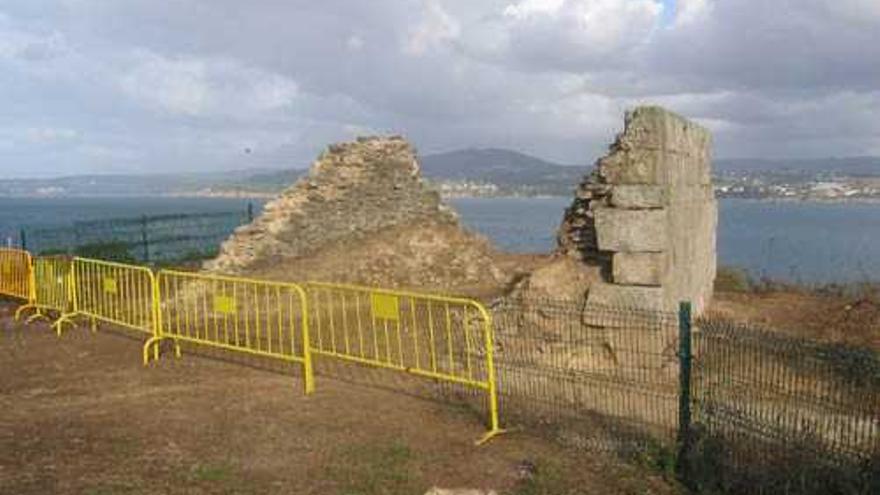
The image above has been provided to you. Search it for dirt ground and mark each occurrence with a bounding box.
[711,289,880,351]
[0,301,680,495]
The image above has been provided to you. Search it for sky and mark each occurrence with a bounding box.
[0,0,878,178]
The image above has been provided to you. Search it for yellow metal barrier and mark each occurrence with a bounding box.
[0,248,33,303]
[305,281,503,444]
[5,250,498,442]
[55,257,158,337]
[15,256,74,324]
[150,270,314,395]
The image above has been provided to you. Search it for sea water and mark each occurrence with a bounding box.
[1,196,878,284]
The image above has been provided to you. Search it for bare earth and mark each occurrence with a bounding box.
[712,289,880,350]
[0,301,679,495]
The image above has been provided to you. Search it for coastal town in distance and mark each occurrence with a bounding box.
[3,150,879,202]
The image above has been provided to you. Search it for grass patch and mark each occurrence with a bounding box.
[631,441,677,481]
[511,458,567,495]
[82,481,139,495]
[75,241,138,264]
[327,440,418,495]
[189,462,234,482]
[713,266,753,293]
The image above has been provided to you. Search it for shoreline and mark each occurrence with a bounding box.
[4,193,880,204]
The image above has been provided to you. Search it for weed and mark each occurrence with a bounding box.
[190,462,233,482]
[631,441,677,481]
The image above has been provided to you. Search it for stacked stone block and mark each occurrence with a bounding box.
[558,106,717,313]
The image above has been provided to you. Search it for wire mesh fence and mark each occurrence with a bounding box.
[488,296,681,454]
[688,316,880,494]
[455,296,880,494]
[21,207,252,263]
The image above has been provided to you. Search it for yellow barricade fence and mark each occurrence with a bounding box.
[15,256,74,323]
[55,257,158,337]
[0,247,33,303]
[305,281,503,444]
[6,251,499,442]
[149,270,314,395]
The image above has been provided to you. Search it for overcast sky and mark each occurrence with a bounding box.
[1,0,878,178]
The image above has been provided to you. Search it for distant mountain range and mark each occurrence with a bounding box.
[1,149,878,197]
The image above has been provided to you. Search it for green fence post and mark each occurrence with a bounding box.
[676,301,693,479]
[19,229,27,251]
[247,202,254,223]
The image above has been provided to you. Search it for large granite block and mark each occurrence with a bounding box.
[594,207,666,252]
[556,105,717,314]
[610,185,666,208]
[612,252,665,286]
[586,282,665,311]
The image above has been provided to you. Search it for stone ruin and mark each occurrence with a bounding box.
[208,107,716,313]
[206,136,507,292]
[205,106,717,437]
[495,107,716,431]
[519,106,717,313]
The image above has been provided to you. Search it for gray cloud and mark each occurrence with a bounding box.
[0,0,878,177]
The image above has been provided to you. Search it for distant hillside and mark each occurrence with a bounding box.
[209,148,589,196]
[0,170,268,196]
[4,150,879,198]
[716,156,880,176]
[418,148,587,196]
[420,148,585,182]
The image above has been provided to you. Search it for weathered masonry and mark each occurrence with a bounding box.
[206,136,505,292]
[557,106,717,313]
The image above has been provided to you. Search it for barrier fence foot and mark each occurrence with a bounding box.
[143,337,179,365]
[14,304,36,321]
[90,317,97,333]
[474,427,506,446]
[53,313,78,337]
[143,337,160,365]
[25,311,51,324]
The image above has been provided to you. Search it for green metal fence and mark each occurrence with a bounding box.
[687,316,879,494]
[487,296,681,453]
[21,206,254,263]
[470,296,880,495]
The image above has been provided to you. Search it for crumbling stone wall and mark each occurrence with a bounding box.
[557,106,717,312]
[206,136,506,291]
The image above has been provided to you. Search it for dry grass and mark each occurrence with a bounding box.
[0,300,682,495]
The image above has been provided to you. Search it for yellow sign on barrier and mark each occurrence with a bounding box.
[213,294,236,315]
[15,256,73,324]
[103,277,118,294]
[148,270,314,395]
[0,248,33,302]
[55,257,157,337]
[305,281,503,444]
[371,293,400,321]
